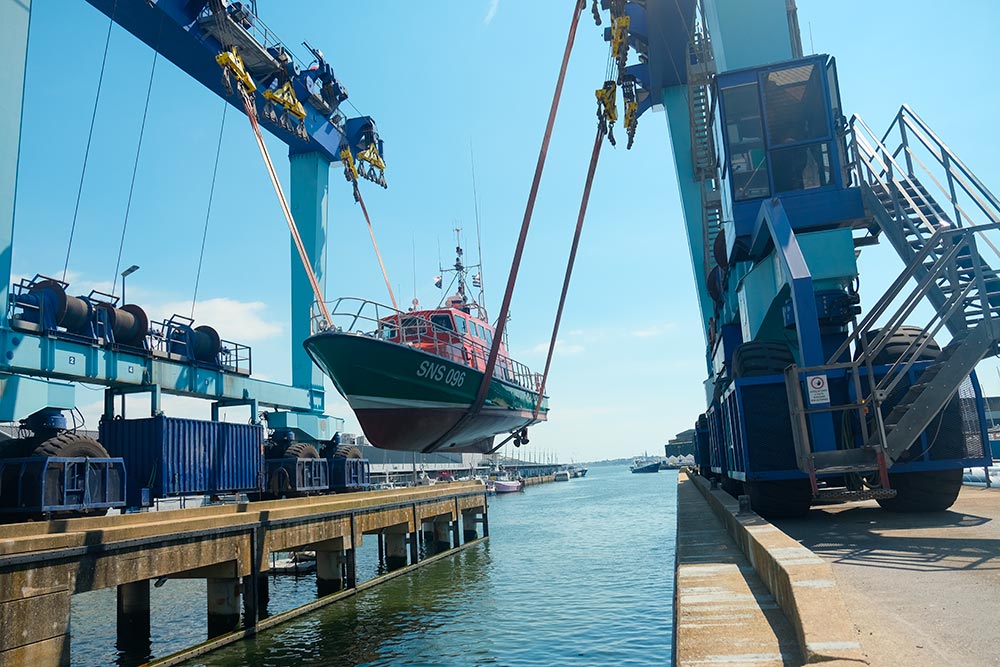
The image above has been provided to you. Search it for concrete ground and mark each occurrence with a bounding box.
[774,485,1000,667]
[676,476,801,666]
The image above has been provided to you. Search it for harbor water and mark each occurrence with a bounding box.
[71,466,678,667]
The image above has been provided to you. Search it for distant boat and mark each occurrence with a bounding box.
[568,466,588,478]
[553,470,571,482]
[492,478,523,493]
[631,459,660,474]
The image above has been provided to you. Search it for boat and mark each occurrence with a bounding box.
[631,458,661,474]
[305,239,548,454]
[492,478,523,493]
[553,470,571,482]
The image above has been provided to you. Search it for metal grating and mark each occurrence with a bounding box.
[957,378,986,459]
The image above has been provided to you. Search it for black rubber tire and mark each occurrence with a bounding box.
[33,433,109,458]
[876,469,963,512]
[333,444,363,459]
[745,479,812,518]
[282,442,320,459]
[854,325,940,365]
[713,229,728,269]
[731,341,794,378]
[707,266,724,303]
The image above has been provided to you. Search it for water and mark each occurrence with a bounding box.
[71,466,678,667]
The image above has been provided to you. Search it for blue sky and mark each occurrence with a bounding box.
[12,0,1000,461]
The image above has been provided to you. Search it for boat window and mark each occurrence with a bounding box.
[454,315,468,335]
[399,317,427,340]
[474,322,485,339]
[379,323,397,340]
[430,314,454,332]
[485,329,493,345]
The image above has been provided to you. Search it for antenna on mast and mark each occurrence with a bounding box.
[471,142,487,311]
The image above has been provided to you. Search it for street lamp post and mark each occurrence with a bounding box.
[118,265,139,419]
[121,264,140,304]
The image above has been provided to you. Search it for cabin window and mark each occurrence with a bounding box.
[455,316,468,334]
[475,322,486,339]
[485,329,493,345]
[721,83,769,201]
[430,314,454,331]
[772,142,832,193]
[399,317,426,340]
[380,323,397,340]
[763,64,828,145]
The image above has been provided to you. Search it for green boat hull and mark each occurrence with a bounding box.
[304,332,548,453]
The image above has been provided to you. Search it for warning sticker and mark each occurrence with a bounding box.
[806,374,830,405]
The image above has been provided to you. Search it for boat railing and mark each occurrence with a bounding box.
[311,297,541,392]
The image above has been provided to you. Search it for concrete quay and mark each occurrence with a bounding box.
[0,482,487,667]
[676,471,1000,666]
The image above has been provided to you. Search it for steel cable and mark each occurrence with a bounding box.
[112,44,159,296]
[191,102,228,318]
[63,0,118,281]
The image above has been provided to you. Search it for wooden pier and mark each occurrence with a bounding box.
[0,482,487,667]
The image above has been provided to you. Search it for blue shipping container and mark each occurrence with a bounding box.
[99,416,264,507]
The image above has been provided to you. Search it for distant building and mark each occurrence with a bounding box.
[665,428,696,458]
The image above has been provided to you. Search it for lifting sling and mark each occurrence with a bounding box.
[425,0,588,453]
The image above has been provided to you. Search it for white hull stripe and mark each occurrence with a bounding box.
[346,395,469,410]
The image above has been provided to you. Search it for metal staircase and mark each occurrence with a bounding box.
[786,105,1000,488]
[686,6,723,280]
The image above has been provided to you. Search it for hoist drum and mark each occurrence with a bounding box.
[97,303,149,347]
[192,325,222,362]
[29,280,91,331]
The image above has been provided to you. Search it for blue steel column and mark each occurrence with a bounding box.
[0,0,31,325]
[289,152,329,395]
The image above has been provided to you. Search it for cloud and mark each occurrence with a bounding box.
[531,340,585,356]
[631,322,677,338]
[150,297,283,342]
[483,0,499,25]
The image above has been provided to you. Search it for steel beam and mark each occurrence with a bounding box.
[0,0,31,328]
[289,152,329,391]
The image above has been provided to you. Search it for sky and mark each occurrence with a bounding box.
[11,0,1000,462]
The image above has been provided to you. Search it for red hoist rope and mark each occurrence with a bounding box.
[424,0,586,453]
[533,128,603,418]
[237,86,333,327]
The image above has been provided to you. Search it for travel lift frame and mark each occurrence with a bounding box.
[600,0,994,515]
[0,0,393,445]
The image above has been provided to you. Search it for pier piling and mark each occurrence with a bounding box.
[384,526,409,570]
[206,578,241,638]
[116,580,151,654]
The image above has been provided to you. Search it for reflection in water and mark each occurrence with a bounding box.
[72,467,676,667]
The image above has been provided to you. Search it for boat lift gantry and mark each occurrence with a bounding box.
[598,0,995,515]
[0,0,387,439]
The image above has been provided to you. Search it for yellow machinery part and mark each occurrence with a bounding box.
[262,81,307,121]
[215,48,256,93]
[595,80,617,123]
[340,146,359,182]
[611,15,630,61]
[356,142,387,172]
